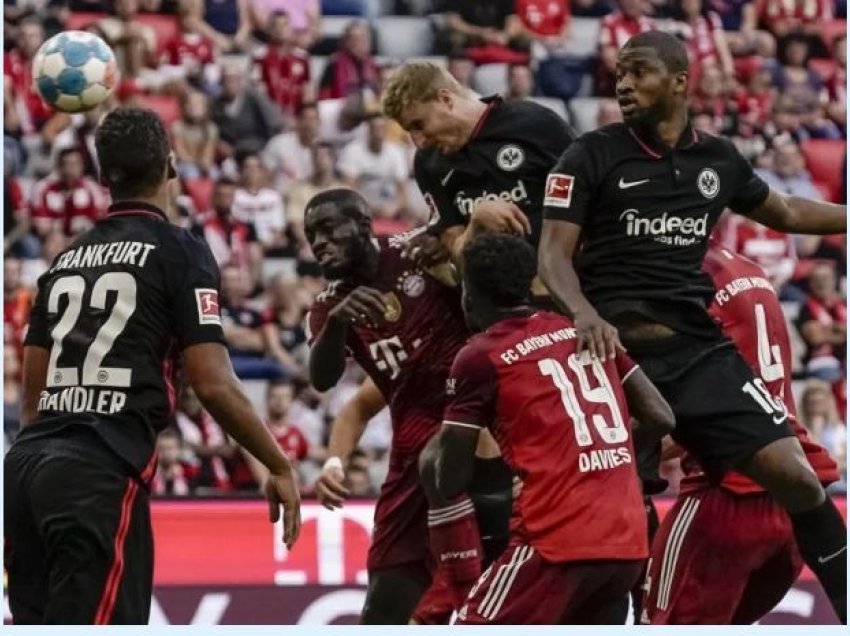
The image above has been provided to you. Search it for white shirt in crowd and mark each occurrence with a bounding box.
[262,132,315,191]
[232,187,286,245]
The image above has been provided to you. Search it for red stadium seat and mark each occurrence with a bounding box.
[818,19,847,55]
[809,58,837,82]
[64,12,106,32]
[184,178,215,213]
[800,139,845,203]
[136,94,181,128]
[136,14,180,53]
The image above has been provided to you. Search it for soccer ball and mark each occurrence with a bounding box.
[31,31,118,114]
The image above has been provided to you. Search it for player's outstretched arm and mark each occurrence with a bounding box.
[184,342,302,549]
[435,423,480,500]
[622,366,675,443]
[746,190,847,236]
[20,346,49,428]
[538,219,623,360]
[316,377,385,510]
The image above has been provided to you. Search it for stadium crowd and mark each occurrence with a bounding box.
[3,0,848,497]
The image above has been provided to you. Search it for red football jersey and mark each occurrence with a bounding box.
[271,422,309,461]
[680,244,839,495]
[4,50,53,131]
[254,46,311,117]
[516,0,569,36]
[599,12,654,50]
[163,32,214,68]
[444,311,647,564]
[308,234,469,458]
[31,176,108,236]
[756,0,832,25]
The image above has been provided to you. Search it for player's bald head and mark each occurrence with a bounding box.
[304,188,372,226]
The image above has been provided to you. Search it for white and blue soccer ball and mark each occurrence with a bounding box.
[31,31,119,114]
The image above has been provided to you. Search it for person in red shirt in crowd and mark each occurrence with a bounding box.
[3,257,32,354]
[163,0,216,84]
[318,20,380,101]
[197,178,264,290]
[254,11,313,123]
[4,175,35,258]
[824,33,846,131]
[151,428,200,496]
[756,0,834,57]
[691,64,738,134]
[797,262,847,383]
[266,380,310,464]
[436,233,674,625]
[674,0,735,81]
[4,16,54,133]
[515,0,569,41]
[597,0,654,96]
[31,147,108,240]
[643,242,840,625]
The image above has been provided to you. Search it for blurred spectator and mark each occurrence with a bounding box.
[4,17,54,134]
[347,465,376,496]
[96,0,158,78]
[824,33,847,131]
[3,257,32,352]
[736,65,776,134]
[198,178,264,286]
[596,98,623,127]
[707,0,775,57]
[691,64,738,135]
[756,140,823,199]
[797,262,847,383]
[434,0,530,64]
[253,11,314,123]
[597,0,654,96]
[263,274,311,376]
[162,1,217,86]
[249,0,321,50]
[220,264,286,379]
[446,53,475,90]
[31,147,108,240]
[201,0,252,50]
[151,428,198,496]
[4,346,22,446]
[672,0,735,80]
[264,379,324,481]
[173,384,235,492]
[232,151,288,254]
[317,19,379,100]
[772,34,823,116]
[514,0,569,49]
[288,377,327,451]
[338,113,409,227]
[505,62,535,100]
[4,175,36,258]
[171,90,219,179]
[262,101,321,191]
[800,379,847,466]
[756,0,833,58]
[212,60,284,160]
[286,141,345,253]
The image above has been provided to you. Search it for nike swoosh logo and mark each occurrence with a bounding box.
[618,177,650,189]
[818,545,847,564]
[773,414,789,426]
[441,169,456,186]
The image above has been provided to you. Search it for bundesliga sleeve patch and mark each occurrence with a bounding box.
[195,288,221,326]
[543,173,575,208]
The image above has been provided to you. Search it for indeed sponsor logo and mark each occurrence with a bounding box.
[455,180,528,216]
[619,208,709,246]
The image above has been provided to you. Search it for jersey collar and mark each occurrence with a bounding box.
[627,120,700,159]
[470,95,501,141]
[107,201,168,221]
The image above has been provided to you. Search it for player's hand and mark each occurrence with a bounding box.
[265,467,302,550]
[329,286,387,326]
[402,232,450,267]
[315,460,350,510]
[574,309,624,361]
[470,200,531,237]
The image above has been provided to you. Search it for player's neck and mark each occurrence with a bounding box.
[112,188,169,218]
[460,99,489,147]
[654,107,689,148]
[477,305,533,331]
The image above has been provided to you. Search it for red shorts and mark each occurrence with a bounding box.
[456,541,643,624]
[643,489,802,625]
[367,456,431,572]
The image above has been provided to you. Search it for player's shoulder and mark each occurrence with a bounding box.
[695,128,739,154]
[454,331,496,368]
[704,244,767,279]
[413,145,445,176]
[580,122,631,146]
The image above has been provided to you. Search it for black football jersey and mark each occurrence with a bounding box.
[21,202,226,476]
[543,122,770,337]
[414,95,576,250]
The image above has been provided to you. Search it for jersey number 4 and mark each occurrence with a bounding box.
[46,273,137,388]
[539,353,629,447]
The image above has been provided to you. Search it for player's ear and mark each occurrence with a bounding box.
[674,71,688,96]
[167,153,177,180]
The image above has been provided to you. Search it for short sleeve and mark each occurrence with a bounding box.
[615,352,639,384]
[23,278,51,349]
[413,152,465,235]
[543,138,596,225]
[727,143,770,215]
[172,235,227,349]
[443,340,498,429]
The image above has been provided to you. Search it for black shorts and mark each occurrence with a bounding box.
[629,334,794,482]
[4,427,153,624]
